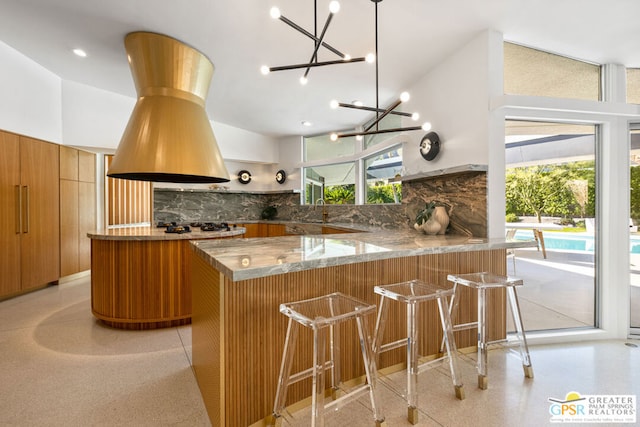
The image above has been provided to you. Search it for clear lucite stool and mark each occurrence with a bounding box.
[373,280,464,425]
[272,292,386,427]
[446,272,534,390]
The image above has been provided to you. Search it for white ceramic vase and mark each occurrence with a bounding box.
[432,206,449,235]
[422,217,441,235]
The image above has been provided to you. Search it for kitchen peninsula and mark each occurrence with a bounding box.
[88,225,245,329]
[189,229,535,426]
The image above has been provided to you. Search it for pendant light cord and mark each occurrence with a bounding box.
[375,0,379,131]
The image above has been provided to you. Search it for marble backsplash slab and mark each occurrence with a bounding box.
[154,170,487,236]
[402,171,487,237]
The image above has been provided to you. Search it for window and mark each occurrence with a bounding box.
[304,163,355,205]
[303,131,404,205]
[627,68,640,104]
[504,42,601,100]
[364,146,402,204]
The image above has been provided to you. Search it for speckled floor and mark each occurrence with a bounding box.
[0,275,638,426]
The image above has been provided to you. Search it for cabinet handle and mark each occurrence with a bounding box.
[22,185,30,234]
[15,185,21,234]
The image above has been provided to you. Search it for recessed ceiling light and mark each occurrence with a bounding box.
[73,48,87,58]
[301,121,312,127]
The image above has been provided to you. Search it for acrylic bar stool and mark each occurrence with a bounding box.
[373,280,464,425]
[446,272,534,390]
[272,292,386,427]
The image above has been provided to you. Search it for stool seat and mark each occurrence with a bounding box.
[272,292,386,427]
[446,272,523,289]
[446,272,533,390]
[375,280,455,302]
[280,292,376,328]
[373,280,464,425]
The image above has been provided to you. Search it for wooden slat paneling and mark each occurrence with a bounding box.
[191,249,508,425]
[91,239,192,329]
[191,253,224,426]
[105,155,151,226]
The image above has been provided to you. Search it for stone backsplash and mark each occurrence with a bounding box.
[402,170,487,237]
[154,168,487,236]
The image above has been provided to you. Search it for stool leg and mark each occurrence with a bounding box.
[477,288,488,390]
[273,318,300,418]
[328,297,342,398]
[437,295,465,400]
[406,300,419,424]
[311,326,327,427]
[506,287,534,379]
[373,295,389,361]
[356,314,386,426]
[330,323,342,399]
[440,282,460,353]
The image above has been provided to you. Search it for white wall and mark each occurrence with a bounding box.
[61,80,134,151]
[274,135,302,192]
[213,121,279,164]
[400,30,494,176]
[0,41,62,143]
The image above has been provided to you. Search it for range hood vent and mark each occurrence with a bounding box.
[107,31,230,183]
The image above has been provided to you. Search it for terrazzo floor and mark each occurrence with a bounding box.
[0,275,638,426]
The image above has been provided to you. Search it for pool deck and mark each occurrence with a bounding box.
[509,244,640,331]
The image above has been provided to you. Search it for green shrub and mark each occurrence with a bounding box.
[505,213,520,223]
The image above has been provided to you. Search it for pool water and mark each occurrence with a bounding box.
[513,230,640,254]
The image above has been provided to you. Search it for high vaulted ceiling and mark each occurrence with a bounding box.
[1,0,639,138]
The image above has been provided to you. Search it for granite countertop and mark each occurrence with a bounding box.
[87,225,246,241]
[191,230,537,281]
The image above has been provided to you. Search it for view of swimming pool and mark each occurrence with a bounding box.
[513,230,640,254]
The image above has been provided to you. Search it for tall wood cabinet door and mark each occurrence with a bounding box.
[60,179,79,276]
[0,132,21,297]
[78,181,95,271]
[59,145,79,181]
[78,150,95,183]
[20,137,60,290]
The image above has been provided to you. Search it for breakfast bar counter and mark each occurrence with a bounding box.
[88,225,245,329]
[189,230,535,426]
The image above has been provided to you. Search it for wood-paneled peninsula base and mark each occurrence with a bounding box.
[190,232,535,426]
[88,226,245,330]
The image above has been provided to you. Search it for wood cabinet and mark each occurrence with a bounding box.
[233,223,261,237]
[0,131,60,299]
[266,223,286,236]
[59,146,95,277]
[233,223,288,237]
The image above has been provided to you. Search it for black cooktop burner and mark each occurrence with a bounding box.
[164,225,191,234]
[157,221,177,228]
[200,222,231,232]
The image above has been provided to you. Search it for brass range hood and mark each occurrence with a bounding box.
[107,31,230,183]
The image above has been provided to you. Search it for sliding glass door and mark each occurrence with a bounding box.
[630,127,640,334]
[505,120,597,332]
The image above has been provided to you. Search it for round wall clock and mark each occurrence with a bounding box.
[275,169,287,184]
[238,170,252,184]
[419,132,440,161]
